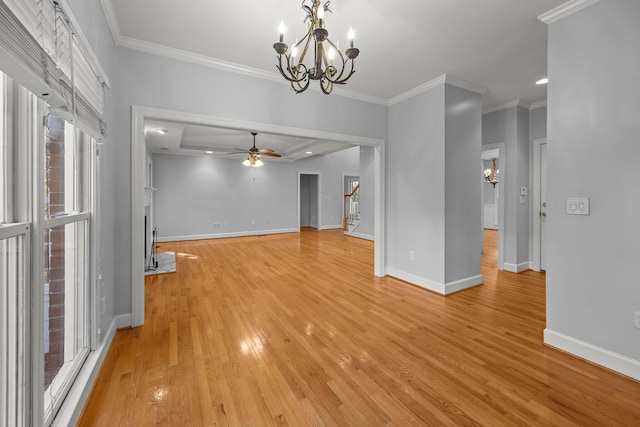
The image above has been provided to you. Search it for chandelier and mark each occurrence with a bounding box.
[273,0,359,94]
[484,158,499,187]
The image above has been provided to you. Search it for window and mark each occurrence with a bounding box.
[0,0,106,423]
[0,69,97,426]
[43,111,92,419]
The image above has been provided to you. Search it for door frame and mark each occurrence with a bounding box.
[131,106,386,327]
[297,171,321,230]
[532,138,547,272]
[481,144,505,270]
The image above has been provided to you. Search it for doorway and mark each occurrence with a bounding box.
[130,106,386,327]
[299,173,320,229]
[481,144,505,270]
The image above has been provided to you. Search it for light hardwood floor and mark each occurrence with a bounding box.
[78,229,640,426]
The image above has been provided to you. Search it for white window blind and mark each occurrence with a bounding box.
[0,0,107,138]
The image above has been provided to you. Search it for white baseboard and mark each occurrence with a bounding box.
[53,313,131,426]
[387,268,482,295]
[504,261,531,273]
[347,232,374,241]
[445,274,483,294]
[158,228,298,242]
[115,313,132,329]
[318,224,343,231]
[544,329,640,381]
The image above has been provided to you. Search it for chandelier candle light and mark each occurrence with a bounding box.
[484,158,499,187]
[273,0,359,94]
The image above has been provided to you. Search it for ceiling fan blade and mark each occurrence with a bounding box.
[258,148,275,154]
[225,151,248,155]
[261,152,282,157]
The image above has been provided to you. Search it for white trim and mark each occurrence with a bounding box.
[389,74,487,106]
[388,268,445,294]
[532,138,547,272]
[388,269,482,295]
[131,106,387,327]
[445,275,484,294]
[349,232,374,241]
[531,100,547,110]
[0,222,30,240]
[483,99,533,115]
[544,329,640,381]
[538,0,599,24]
[318,225,343,231]
[503,262,530,273]
[44,212,90,229]
[98,0,122,45]
[51,314,130,426]
[157,228,299,242]
[445,76,488,95]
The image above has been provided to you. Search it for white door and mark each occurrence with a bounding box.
[540,143,548,271]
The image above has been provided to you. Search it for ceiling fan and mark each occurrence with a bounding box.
[230,132,282,167]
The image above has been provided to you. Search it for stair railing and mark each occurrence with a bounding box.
[343,183,360,230]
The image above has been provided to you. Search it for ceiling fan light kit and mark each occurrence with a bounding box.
[274,0,359,94]
[238,132,281,168]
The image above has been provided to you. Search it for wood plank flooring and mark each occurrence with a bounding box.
[78,229,640,426]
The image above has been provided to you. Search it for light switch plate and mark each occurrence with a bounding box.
[566,197,590,215]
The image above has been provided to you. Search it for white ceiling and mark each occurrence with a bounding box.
[105,0,564,158]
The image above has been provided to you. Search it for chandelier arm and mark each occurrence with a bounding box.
[323,38,347,81]
[276,56,308,83]
[325,60,356,84]
[320,77,333,94]
[291,76,311,93]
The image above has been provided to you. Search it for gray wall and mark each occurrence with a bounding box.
[546,0,640,365]
[388,84,446,283]
[67,0,118,342]
[114,48,386,315]
[444,85,482,283]
[152,147,359,240]
[388,83,481,289]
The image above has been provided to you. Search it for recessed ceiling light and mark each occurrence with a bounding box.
[536,78,548,85]
[206,151,213,154]
[158,129,169,135]
[306,151,313,154]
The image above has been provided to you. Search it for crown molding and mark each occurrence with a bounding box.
[117,36,387,105]
[538,0,599,24]
[483,99,532,115]
[530,100,547,110]
[445,76,487,95]
[389,74,486,106]
[99,0,122,45]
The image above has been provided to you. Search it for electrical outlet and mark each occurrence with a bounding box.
[634,311,640,330]
[409,250,415,261]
